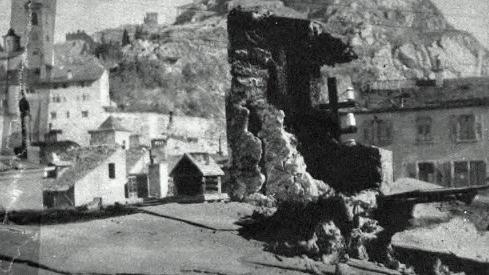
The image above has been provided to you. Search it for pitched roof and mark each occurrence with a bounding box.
[126,147,148,174]
[43,146,118,191]
[169,152,224,177]
[91,116,131,132]
[359,77,489,113]
[42,59,105,84]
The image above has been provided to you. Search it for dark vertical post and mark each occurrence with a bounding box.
[19,93,30,159]
[327,77,340,141]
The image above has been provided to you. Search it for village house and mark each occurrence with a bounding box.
[169,152,225,201]
[28,60,114,147]
[89,116,134,149]
[43,146,127,208]
[347,76,489,188]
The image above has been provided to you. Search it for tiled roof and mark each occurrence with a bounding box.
[360,77,489,112]
[126,147,148,174]
[170,152,224,177]
[42,59,105,84]
[92,116,131,132]
[43,146,118,192]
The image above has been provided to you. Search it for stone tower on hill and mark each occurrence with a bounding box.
[10,0,56,79]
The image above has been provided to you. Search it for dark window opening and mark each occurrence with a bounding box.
[454,161,469,187]
[416,116,433,143]
[31,12,38,25]
[108,163,116,179]
[418,162,435,183]
[457,114,476,141]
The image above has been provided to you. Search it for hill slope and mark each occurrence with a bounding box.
[55,0,489,119]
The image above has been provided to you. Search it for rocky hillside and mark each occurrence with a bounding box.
[54,0,489,119]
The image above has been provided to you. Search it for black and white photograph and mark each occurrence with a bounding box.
[0,0,488,274]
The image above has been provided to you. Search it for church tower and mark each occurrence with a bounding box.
[10,0,56,79]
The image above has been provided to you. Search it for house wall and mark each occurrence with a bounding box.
[0,169,44,211]
[73,149,126,206]
[35,75,110,146]
[148,163,168,198]
[43,187,74,208]
[349,106,489,185]
[89,131,115,146]
[114,131,131,148]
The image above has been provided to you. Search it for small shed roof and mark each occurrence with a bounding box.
[90,116,131,133]
[169,153,224,177]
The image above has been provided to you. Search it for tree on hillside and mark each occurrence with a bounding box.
[122,29,131,46]
[134,26,144,40]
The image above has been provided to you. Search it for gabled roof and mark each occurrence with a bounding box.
[43,146,118,191]
[90,116,131,133]
[359,77,489,113]
[169,152,224,177]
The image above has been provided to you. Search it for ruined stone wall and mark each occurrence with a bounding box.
[226,8,386,202]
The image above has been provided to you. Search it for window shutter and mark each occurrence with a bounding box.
[475,114,483,140]
[383,120,393,146]
[437,162,452,187]
[406,162,417,178]
[448,115,457,142]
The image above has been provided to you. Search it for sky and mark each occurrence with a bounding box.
[0,0,488,46]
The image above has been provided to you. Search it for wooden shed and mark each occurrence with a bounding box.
[169,153,224,197]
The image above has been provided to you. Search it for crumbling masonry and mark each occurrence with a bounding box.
[226,8,389,202]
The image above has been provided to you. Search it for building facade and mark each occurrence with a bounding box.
[28,62,112,146]
[348,77,489,187]
[43,147,127,207]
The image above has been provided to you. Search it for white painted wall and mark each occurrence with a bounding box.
[73,149,126,206]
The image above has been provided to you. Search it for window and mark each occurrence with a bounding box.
[51,95,61,103]
[31,32,39,41]
[451,114,481,142]
[31,12,38,25]
[50,112,57,119]
[363,118,393,146]
[418,162,435,183]
[458,115,476,141]
[376,120,393,145]
[108,163,116,179]
[46,35,49,42]
[454,161,486,187]
[81,111,88,118]
[454,161,469,187]
[416,116,433,143]
[82,94,90,101]
[66,111,70,118]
